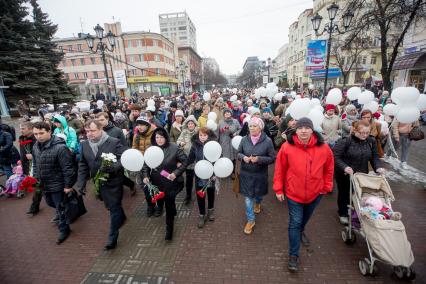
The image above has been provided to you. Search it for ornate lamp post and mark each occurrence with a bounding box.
[176,61,188,94]
[311,2,354,95]
[85,24,116,99]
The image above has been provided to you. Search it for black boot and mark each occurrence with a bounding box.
[26,204,39,215]
[104,240,117,250]
[27,190,42,215]
[154,207,163,217]
[146,206,155,217]
[165,216,174,240]
[56,229,71,245]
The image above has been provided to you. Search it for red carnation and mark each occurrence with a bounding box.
[156,191,165,199]
[151,197,157,204]
[19,176,38,192]
[196,191,206,198]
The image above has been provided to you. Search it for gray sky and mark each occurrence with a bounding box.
[38,0,312,75]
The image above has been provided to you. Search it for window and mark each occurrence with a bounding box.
[139,54,144,62]
[80,58,85,65]
[362,56,367,65]
[129,55,134,63]
[161,28,168,32]
[154,54,160,62]
[68,45,73,52]
[83,72,88,79]
[136,40,142,47]
[178,26,186,30]
[370,56,377,65]
[156,68,161,75]
[179,36,187,40]
[131,69,136,76]
[91,57,96,64]
[77,44,82,51]
[153,40,158,46]
[93,71,98,79]
[141,70,146,76]
[127,40,132,48]
[71,59,76,66]
[59,46,63,52]
[74,73,79,79]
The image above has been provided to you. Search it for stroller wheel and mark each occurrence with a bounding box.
[341,227,356,245]
[406,267,416,280]
[370,263,378,276]
[393,266,405,279]
[359,260,369,276]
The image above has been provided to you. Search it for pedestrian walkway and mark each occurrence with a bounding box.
[2,167,424,284]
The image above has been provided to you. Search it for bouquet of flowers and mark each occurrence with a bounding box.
[19,138,34,175]
[196,178,213,198]
[146,182,165,206]
[18,176,39,193]
[93,153,117,197]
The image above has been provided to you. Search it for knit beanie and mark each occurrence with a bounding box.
[326,104,336,111]
[295,117,314,130]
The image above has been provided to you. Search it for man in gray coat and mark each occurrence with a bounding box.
[75,119,127,250]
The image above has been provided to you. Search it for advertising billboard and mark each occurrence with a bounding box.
[305,40,327,70]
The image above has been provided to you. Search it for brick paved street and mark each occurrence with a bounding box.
[0,120,425,283]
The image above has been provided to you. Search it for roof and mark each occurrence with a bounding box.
[393,51,426,70]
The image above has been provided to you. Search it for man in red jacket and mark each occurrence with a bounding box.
[273,117,334,272]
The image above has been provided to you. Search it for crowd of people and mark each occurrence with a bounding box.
[0,86,424,272]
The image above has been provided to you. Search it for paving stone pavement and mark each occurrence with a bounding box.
[0,119,425,283]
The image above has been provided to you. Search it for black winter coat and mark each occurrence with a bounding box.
[76,136,126,209]
[32,136,76,192]
[141,128,187,197]
[333,134,381,177]
[104,121,126,146]
[0,130,13,164]
[18,134,36,175]
[237,132,275,198]
[186,130,217,188]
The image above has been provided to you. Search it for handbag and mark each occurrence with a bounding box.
[232,161,240,197]
[62,191,87,224]
[408,126,424,141]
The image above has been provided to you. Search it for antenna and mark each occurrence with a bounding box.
[79,17,84,33]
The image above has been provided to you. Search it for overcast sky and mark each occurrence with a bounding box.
[38,0,312,75]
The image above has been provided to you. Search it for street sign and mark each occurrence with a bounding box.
[113,70,128,89]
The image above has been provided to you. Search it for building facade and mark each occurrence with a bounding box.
[159,11,197,51]
[287,9,314,89]
[272,43,289,86]
[54,22,179,99]
[177,46,202,93]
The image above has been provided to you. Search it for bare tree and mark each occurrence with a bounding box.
[348,0,426,90]
[203,64,228,87]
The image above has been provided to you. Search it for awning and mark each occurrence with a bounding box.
[393,51,426,70]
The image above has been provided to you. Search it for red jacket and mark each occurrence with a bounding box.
[273,132,334,204]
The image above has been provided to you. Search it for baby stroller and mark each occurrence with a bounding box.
[341,173,415,280]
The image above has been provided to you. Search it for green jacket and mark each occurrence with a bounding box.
[53,115,79,153]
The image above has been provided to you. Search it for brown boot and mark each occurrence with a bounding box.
[244,221,255,235]
[254,203,261,214]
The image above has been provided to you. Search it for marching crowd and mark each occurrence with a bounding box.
[0,87,424,272]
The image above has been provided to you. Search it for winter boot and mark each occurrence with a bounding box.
[197,215,207,228]
[165,215,174,241]
[207,208,215,221]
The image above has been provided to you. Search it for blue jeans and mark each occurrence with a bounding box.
[45,191,70,234]
[244,196,263,222]
[287,195,322,257]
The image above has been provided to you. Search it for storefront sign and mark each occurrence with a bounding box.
[127,76,179,84]
[305,40,327,70]
[113,70,127,89]
[85,78,107,85]
[310,68,342,79]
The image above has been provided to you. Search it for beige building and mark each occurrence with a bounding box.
[55,22,179,99]
[272,43,289,86]
[287,9,314,89]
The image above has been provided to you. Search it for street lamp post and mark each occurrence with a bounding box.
[311,2,354,95]
[85,24,116,100]
[176,61,188,94]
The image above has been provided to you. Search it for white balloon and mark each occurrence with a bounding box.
[396,106,420,123]
[206,119,218,131]
[289,98,311,119]
[310,98,321,106]
[213,157,234,178]
[347,87,361,101]
[314,105,324,112]
[207,112,217,121]
[326,88,343,105]
[203,92,211,101]
[308,84,314,90]
[120,149,144,172]
[230,95,238,102]
[295,95,302,100]
[392,87,420,106]
[266,82,277,89]
[363,101,379,113]
[417,94,426,111]
[307,108,325,129]
[147,99,155,107]
[358,91,375,104]
[194,160,214,179]
[379,121,389,135]
[203,141,222,162]
[383,103,399,116]
[231,135,243,150]
[144,146,164,168]
[274,92,284,102]
[290,91,297,98]
[96,100,104,108]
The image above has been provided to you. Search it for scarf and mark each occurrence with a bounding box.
[88,131,109,157]
[250,133,261,145]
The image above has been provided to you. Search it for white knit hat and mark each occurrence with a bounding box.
[175,110,184,117]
